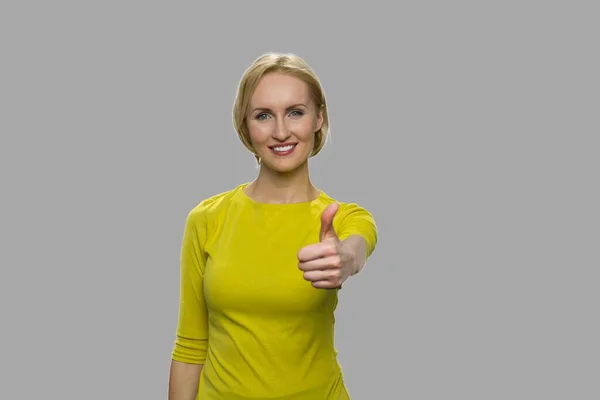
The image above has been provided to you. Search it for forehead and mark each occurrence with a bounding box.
[250,72,311,107]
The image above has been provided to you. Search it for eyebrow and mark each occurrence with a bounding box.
[251,103,308,113]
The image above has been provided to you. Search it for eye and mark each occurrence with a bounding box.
[256,113,270,121]
[290,110,304,117]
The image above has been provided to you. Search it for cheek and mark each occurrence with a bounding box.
[247,122,272,144]
[295,120,318,142]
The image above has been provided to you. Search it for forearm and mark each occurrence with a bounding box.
[341,234,368,275]
[168,360,203,400]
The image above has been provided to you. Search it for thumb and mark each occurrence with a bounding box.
[320,202,340,242]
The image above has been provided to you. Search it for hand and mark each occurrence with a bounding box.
[297,203,357,289]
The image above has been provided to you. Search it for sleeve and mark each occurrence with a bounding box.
[171,205,209,364]
[335,202,378,259]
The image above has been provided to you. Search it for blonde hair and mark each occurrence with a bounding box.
[232,52,330,164]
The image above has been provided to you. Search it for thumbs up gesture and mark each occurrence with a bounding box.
[297,203,357,289]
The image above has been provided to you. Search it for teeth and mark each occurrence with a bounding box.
[273,145,294,152]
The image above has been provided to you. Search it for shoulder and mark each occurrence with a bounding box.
[186,183,245,224]
[319,191,376,222]
[319,191,378,255]
[337,201,375,221]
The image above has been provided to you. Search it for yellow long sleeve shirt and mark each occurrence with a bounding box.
[171,183,378,399]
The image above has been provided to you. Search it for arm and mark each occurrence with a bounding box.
[336,202,377,278]
[168,361,203,400]
[169,206,210,399]
[340,234,369,276]
[298,202,377,289]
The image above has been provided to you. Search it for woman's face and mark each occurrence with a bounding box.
[246,72,323,173]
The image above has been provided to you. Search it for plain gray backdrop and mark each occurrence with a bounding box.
[1,1,598,399]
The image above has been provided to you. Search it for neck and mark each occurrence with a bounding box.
[245,161,319,204]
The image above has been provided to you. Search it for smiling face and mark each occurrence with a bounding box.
[246,72,324,174]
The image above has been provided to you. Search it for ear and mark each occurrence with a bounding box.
[315,104,324,132]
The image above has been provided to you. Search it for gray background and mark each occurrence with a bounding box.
[1,1,598,399]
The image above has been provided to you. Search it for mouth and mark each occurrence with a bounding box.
[269,143,297,156]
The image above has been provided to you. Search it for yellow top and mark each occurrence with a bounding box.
[171,183,378,399]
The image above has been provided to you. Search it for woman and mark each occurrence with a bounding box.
[168,52,378,400]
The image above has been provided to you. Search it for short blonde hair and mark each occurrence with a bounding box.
[232,52,330,163]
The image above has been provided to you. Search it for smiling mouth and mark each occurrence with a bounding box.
[269,143,297,156]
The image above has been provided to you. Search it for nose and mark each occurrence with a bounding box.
[272,118,291,141]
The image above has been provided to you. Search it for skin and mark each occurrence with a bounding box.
[297,202,369,289]
[168,72,368,399]
[168,361,202,400]
[244,71,369,289]
[244,71,323,204]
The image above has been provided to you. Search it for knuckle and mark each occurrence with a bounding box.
[328,243,338,254]
[332,255,342,268]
